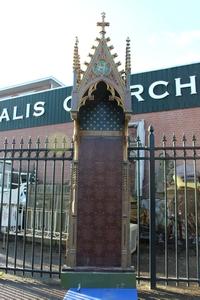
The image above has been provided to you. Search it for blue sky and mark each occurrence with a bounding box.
[0,0,199,88]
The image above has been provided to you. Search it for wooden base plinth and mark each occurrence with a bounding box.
[61,267,136,289]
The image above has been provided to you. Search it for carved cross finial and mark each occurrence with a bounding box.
[97,12,110,39]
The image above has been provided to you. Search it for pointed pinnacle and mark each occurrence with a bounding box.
[162,134,167,142]
[192,134,196,142]
[126,37,130,45]
[125,37,131,78]
[73,36,79,71]
[172,133,176,143]
[73,37,81,83]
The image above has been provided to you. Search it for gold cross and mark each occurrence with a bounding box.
[97,12,110,38]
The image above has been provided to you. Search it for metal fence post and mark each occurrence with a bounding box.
[148,125,156,289]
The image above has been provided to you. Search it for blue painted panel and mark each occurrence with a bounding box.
[64,288,137,300]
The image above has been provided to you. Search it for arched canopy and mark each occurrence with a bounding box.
[78,80,124,111]
[78,81,125,132]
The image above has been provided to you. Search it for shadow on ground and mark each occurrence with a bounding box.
[0,274,200,300]
[138,283,200,300]
[0,274,66,300]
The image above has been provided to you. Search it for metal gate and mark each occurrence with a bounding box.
[0,137,73,277]
[128,126,200,288]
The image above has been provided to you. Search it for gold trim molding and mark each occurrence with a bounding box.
[79,130,123,137]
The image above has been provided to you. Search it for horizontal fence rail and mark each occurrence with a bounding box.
[128,127,200,287]
[0,137,73,277]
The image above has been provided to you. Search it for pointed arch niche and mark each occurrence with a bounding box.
[78,81,125,134]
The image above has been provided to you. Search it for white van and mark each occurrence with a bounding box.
[0,161,29,231]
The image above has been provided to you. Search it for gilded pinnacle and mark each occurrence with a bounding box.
[73,36,81,83]
[73,37,79,70]
[125,37,131,75]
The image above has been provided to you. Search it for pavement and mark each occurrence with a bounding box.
[0,273,200,300]
[0,273,65,300]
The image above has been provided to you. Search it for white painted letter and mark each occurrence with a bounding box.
[149,81,169,99]
[130,84,145,102]
[0,108,10,122]
[33,101,45,117]
[63,96,72,112]
[175,75,197,96]
[13,106,23,120]
[26,103,31,118]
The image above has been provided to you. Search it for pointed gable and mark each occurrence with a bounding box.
[71,12,132,115]
[79,38,125,104]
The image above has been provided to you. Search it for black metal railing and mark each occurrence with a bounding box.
[128,126,200,288]
[0,137,73,277]
[1,130,200,288]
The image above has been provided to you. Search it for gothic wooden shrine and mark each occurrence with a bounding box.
[62,13,135,288]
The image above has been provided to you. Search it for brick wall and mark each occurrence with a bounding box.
[0,123,74,146]
[130,107,200,197]
[1,106,200,186]
[132,107,200,146]
[1,106,199,147]
[0,123,74,183]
